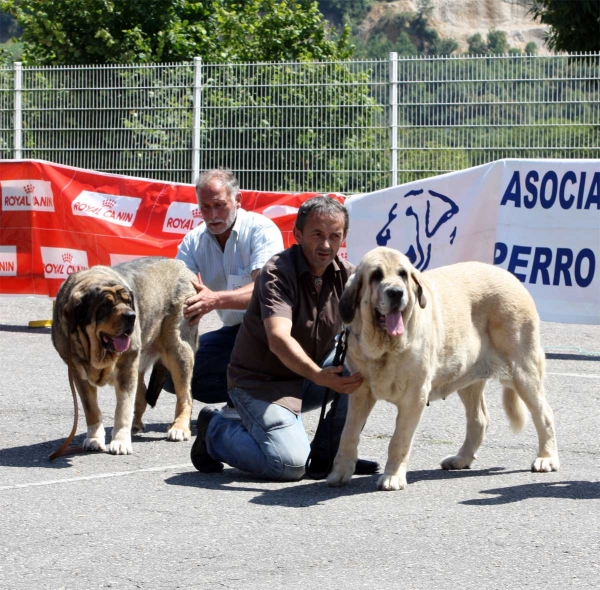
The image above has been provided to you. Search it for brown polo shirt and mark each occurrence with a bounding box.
[227,244,354,414]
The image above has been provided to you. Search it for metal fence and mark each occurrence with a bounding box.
[1,53,598,193]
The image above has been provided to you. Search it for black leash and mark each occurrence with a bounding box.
[305,328,350,479]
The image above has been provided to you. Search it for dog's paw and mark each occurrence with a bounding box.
[82,437,106,452]
[327,457,355,487]
[531,455,560,472]
[108,439,133,455]
[441,454,474,470]
[326,467,354,488]
[377,474,407,491]
[132,421,145,435]
[166,427,190,442]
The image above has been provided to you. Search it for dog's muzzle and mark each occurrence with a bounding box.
[101,310,135,353]
[377,287,406,337]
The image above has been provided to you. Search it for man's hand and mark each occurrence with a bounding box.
[184,280,220,325]
[315,365,363,395]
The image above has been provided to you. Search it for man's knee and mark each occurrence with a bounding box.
[264,444,309,482]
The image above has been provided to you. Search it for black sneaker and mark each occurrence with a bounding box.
[355,458,380,475]
[190,407,224,473]
[305,457,380,480]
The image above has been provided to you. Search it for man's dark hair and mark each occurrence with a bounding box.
[295,195,349,235]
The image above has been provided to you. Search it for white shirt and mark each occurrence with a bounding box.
[176,208,284,326]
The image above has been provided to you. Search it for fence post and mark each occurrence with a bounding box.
[389,52,398,187]
[14,61,22,160]
[191,57,203,184]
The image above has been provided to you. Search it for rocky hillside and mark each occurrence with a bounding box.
[358,0,550,54]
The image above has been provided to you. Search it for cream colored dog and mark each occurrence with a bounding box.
[327,247,559,491]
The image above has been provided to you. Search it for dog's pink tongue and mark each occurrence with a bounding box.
[385,311,405,337]
[113,335,131,352]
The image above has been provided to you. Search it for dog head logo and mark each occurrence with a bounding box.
[375,188,459,271]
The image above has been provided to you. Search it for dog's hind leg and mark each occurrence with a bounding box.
[76,375,106,452]
[511,351,559,473]
[163,344,194,442]
[441,380,489,470]
[327,387,376,488]
[132,374,147,435]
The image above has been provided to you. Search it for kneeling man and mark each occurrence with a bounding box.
[191,196,379,480]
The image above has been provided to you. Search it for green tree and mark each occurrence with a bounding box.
[525,41,538,55]
[317,0,372,25]
[0,10,20,43]
[467,33,488,55]
[487,30,510,54]
[0,0,352,65]
[530,0,600,52]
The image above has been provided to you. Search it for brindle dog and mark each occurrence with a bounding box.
[52,257,198,455]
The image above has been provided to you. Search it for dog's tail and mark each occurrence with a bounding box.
[502,387,528,432]
[146,360,169,408]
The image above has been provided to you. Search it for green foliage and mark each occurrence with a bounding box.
[525,42,538,55]
[197,62,388,192]
[393,54,600,181]
[0,0,353,65]
[0,10,20,43]
[317,0,372,25]
[352,1,458,59]
[486,30,510,55]
[530,0,600,52]
[468,30,522,55]
[467,33,487,55]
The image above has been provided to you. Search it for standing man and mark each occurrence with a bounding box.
[167,168,284,410]
[190,196,379,480]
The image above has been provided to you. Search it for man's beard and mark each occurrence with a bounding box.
[206,209,237,235]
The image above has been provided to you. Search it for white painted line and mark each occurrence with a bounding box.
[0,462,192,491]
[547,372,600,380]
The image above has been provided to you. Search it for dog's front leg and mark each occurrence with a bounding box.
[110,358,139,455]
[75,374,106,452]
[379,394,426,491]
[327,387,375,488]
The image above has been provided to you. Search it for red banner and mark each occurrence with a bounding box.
[0,160,345,298]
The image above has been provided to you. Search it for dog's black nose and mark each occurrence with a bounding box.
[122,309,136,329]
[385,286,404,304]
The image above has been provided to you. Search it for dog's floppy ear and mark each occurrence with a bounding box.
[128,289,135,312]
[63,289,97,333]
[339,270,363,325]
[411,269,427,309]
[63,290,85,334]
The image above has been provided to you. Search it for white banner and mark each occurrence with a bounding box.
[346,159,600,325]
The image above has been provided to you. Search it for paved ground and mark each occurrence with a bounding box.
[1,296,599,590]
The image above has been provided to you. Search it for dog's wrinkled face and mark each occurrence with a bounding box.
[368,256,411,337]
[339,247,426,341]
[64,278,136,368]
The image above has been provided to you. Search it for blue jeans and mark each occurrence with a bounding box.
[164,324,240,404]
[206,348,348,481]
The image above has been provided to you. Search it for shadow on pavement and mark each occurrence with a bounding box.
[0,422,181,469]
[545,352,600,361]
[165,466,521,507]
[0,324,51,335]
[462,480,600,505]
